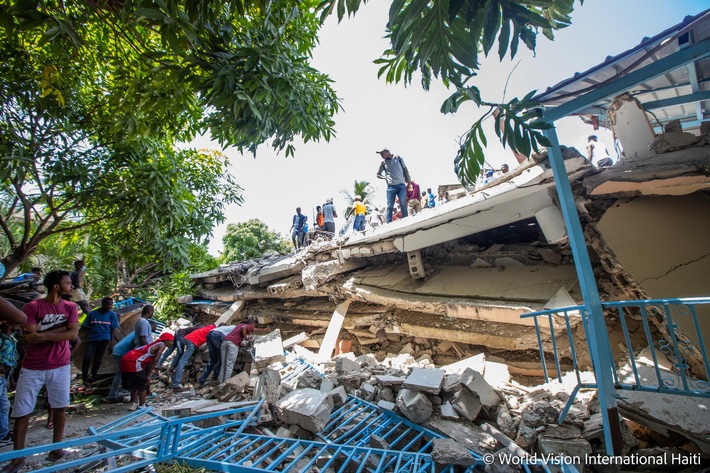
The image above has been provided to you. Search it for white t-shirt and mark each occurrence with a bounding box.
[587,141,612,167]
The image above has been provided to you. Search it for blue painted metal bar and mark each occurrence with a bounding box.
[542,36,710,122]
[642,90,710,110]
[542,127,623,456]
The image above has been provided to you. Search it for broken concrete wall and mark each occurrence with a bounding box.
[597,192,710,347]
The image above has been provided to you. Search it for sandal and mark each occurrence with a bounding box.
[0,460,24,473]
[45,449,67,462]
[46,421,53,429]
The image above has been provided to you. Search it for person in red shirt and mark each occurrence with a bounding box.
[170,324,214,391]
[7,270,79,470]
[218,320,255,383]
[121,333,173,410]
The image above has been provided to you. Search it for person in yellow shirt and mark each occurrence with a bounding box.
[346,196,367,232]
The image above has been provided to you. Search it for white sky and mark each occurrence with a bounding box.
[195,0,708,256]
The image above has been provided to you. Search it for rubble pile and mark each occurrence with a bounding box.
[148,329,707,473]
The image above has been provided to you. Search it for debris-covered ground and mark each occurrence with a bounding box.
[4,324,705,473]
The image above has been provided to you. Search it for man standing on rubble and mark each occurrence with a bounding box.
[290,207,307,249]
[170,323,215,391]
[6,270,79,470]
[322,198,337,237]
[376,149,411,223]
[218,318,255,383]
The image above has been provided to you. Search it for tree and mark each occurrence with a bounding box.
[319,0,576,184]
[340,180,375,234]
[0,0,339,275]
[221,220,291,263]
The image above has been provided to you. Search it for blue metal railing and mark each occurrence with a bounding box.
[521,297,710,424]
[113,297,145,309]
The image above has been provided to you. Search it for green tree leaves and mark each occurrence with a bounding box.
[221,219,290,263]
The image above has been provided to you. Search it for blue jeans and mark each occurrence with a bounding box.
[353,214,365,231]
[198,332,223,384]
[158,334,183,368]
[386,183,408,223]
[0,376,9,439]
[171,340,196,388]
[108,355,122,399]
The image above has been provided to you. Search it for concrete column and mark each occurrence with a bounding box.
[215,300,245,325]
[317,300,351,362]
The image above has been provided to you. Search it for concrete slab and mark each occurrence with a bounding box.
[459,368,500,408]
[440,402,460,420]
[442,353,486,375]
[214,300,244,326]
[283,332,310,349]
[275,388,332,433]
[395,388,433,424]
[254,329,285,370]
[162,399,218,417]
[377,400,396,411]
[374,375,406,386]
[425,417,497,455]
[195,401,255,414]
[402,367,445,394]
[317,301,351,362]
[431,438,477,466]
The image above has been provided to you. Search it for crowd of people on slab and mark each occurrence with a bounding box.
[289,148,478,249]
[0,260,259,473]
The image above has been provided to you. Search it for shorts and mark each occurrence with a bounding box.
[12,365,71,417]
[122,370,149,392]
[71,287,87,302]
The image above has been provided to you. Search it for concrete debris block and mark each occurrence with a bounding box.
[399,343,415,355]
[459,368,500,408]
[650,131,701,154]
[254,329,285,370]
[327,386,348,408]
[450,386,483,422]
[358,382,377,401]
[483,359,511,387]
[283,332,310,349]
[442,374,462,392]
[253,368,281,405]
[275,426,293,438]
[416,354,433,365]
[374,375,406,386]
[162,399,217,417]
[319,378,335,394]
[440,402,460,420]
[396,388,433,424]
[291,458,318,473]
[496,404,517,439]
[431,438,477,466]
[375,386,395,403]
[495,257,524,267]
[377,400,396,411]
[442,353,485,375]
[382,353,417,370]
[369,434,389,450]
[537,436,592,467]
[426,418,497,455]
[354,354,379,368]
[293,344,319,364]
[226,371,250,390]
[542,424,581,440]
[297,370,322,390]
[437,340,454,353]
[402,367,445,394]
[335,356,360,374]
[515,424,538,450]
[275,388,332,434]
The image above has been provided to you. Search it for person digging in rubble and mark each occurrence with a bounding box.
[586,135,614,168]
[218,318,255,384]
[120,332,173,410]
[170,323,215,391]
[196,324,235,388]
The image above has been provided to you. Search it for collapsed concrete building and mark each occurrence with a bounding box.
[184,9,710,468]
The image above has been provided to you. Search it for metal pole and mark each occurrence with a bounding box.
[543,128,623,456]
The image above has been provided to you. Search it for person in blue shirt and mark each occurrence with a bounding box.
[290,207,307,249]
[426,188,436,208]
[80,297,119,393]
